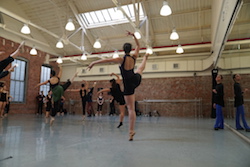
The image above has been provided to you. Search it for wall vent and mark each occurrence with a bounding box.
[152,64,158,70]
[173,63,179,69]
[99,67,104,73]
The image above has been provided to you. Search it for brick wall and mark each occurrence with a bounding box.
[63,74,250,118]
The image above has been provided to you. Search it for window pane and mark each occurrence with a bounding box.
[40,66,51,96]
[90,12,99,23]
[95,11,105,22]
[84,13,94,24]
[10,59,26,103]
[102,10,111,21]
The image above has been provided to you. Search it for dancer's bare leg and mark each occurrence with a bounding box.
[10,41,25,59]
[124,94,136,141]
[70,71,78,83]
[117,105,125,128]
[136,53,149,75]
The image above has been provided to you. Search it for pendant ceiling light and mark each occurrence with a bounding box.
[81,54,87,60]
[56,57,63,64]
[113,51,119,58]
[21,24,31,34]
[160,1,172,16]
[65,18,75,31]
[176,45,184,54]
[170,29,179,40]
[93,39,101,49]
[30,46,37,55]
[56,40,64,48]
[134,30,141,39]
[146,47,153,54]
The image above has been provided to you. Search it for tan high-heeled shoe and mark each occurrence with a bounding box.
[129,131,136,141]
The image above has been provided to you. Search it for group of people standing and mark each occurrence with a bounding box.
[213,74,250,132]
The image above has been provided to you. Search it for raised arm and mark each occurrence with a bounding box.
[35,80,49,88]
[127,31,140,59]
[82,80,89,90]
[57,64,62,78]
[87,57,123,71]
[97,88,110,94]
[110,73,121,84]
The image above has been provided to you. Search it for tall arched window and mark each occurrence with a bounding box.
[9,59,27,103]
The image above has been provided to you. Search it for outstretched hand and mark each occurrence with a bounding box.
[126,31,134,36]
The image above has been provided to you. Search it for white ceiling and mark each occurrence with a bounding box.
[0,0,250,66]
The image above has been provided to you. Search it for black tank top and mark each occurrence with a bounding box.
[119,55,136,79]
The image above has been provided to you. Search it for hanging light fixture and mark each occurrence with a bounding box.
[30,46,37,55]
[134,30,141,39]
[56,57,63,64]
[65,18,75,31]
[146,46,153,54]
[93,39,101,49]
[170,29,179,40]
[81,53,87,60]
[21,24,31,34]
[113,51,119,58]
[56,40,64,48]
[160,1,172,16]
[176,44,184,54]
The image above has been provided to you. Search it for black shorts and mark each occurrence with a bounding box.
[123,73,142,95]
[115,96,126,105]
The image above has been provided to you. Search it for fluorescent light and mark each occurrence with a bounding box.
[56,41,64,48]
[176,45,184,54]
[160,1,172,16]
[56,57,63,64]
[93,39,101,48]
[21,24,31,34]
[65,19,75,31]
[134,30,141,39]
[30,46,37,55]
[170,29,179,40]
[113,51,119,58]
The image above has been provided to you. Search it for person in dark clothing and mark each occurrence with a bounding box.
[212,75,224,130]
[87,31,149,140]
[233,74,250,132]
[67,80,89,120]
[97,73,126,128]
[109,96,116,116]
[36,91,45,115]
[86,82,97,117]
[0,41,24,79]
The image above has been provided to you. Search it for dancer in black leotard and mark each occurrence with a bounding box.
[0,41,25,79]
[87,31,149,141]
[97,73,126,128]
[36,64,78,125]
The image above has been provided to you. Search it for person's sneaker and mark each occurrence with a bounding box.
[214,127,219,130]
[246,129,250,132]
[236,128,244,130]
